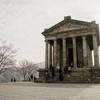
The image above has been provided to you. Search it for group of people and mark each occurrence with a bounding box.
[64,62,73,75]
[26,74,36,81]
[45,62,73,81]
[45,65,55,81]
[11,77,16,82]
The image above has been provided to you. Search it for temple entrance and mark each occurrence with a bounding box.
[68,48,73,66]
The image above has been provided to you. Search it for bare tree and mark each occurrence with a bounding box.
[0,41,16,74]
[18,59,38,80]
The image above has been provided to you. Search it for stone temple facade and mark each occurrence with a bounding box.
[42,16,99,70]
[39,16,100,83]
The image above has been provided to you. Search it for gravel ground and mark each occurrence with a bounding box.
[0,82,100,100]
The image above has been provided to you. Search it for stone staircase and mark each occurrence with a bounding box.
[35,67,100,83]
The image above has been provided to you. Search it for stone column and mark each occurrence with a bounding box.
[57,41,60,68]
[93,35,99,67]
[73,37,77,68]
[87,44,92,66]
[52,44,54,67]
[82,36,88,66]
[50,43,52,66]
[48,42,52,68]
[53,39,57,69]
[45,40,48,69]
[63,38,67,69]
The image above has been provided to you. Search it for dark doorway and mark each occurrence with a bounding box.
[68,48,73,66]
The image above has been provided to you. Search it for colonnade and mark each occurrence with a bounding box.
[45,35,99,70]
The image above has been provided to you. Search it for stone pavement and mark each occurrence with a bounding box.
[0,82,100,100]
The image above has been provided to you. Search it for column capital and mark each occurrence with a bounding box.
[72,37,76,41]
[82,36,86,40]
[82,35,87,38]
[62,38,66,40]
[45,40,49,42]
[92,34,96,37]
[72,37,76,39]
[53,39,57,41]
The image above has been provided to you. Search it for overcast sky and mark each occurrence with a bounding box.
[0,0,100,63]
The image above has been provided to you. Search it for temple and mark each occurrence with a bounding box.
[38,16,100,83]
[42,16,99,69]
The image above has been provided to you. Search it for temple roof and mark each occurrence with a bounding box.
[42,16,96,35]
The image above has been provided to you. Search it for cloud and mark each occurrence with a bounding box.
[0,0,100,63]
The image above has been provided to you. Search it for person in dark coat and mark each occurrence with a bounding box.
[34,76,36,81]
[70,62,73,68]
[30,74,33,81]
[59,73,63,81]
[59,68,63,81]
[68,65,72,75]
[14,78,16,82]
[52,66,55,78]
[11,78,13,82]
[45,71,48,81]
[50,64,52,72]
[64,66,68,74]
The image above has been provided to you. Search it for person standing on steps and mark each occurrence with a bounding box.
[68,65,72,75]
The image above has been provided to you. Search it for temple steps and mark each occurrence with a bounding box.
[36,67,100,83]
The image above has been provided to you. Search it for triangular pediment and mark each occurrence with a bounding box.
[48,22,89,34]
[42,17,91,35]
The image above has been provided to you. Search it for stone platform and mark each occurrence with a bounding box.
[36,67,100,83]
